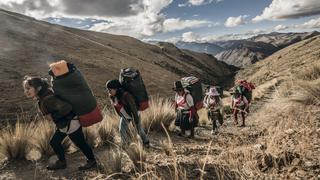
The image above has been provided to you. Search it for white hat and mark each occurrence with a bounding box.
[206,87,220,96]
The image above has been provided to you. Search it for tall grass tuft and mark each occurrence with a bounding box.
[107,150,123,173]
[98,110,118,146]
[31,120,55,156]
[31,120,71,156]
[125,142,146,170]
[296,63,320,81]
[0,122,33,160]
[141,96,175,132]
[291,79,320,106]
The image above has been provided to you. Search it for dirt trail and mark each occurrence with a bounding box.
[0,90,275,180]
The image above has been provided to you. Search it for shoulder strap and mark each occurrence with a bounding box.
[183,92,189,100]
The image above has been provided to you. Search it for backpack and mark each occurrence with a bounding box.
[181,76,203,110]
[49,61,103,127]
[236,80,255,102]
[119,68,149,111]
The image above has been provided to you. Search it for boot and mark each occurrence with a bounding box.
[240,119,246,127]
[178,129,185,137]
[78,159,97,171]
[188,128,194,138]
[47,159,67,170]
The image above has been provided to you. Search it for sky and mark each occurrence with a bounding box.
[1,0,320,43]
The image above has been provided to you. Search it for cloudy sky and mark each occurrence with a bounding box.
[1,0,320,42]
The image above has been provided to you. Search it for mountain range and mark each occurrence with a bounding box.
[174,31,320,68]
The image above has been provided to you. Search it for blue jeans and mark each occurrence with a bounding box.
[119,115,149,146]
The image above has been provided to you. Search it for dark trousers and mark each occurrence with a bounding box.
[233,106,246,124]
[50,127,95,161]
[208,110,223,130]
[175,111,195,136]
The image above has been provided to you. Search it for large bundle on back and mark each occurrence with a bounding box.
[49,60,102,127]
[181,76,203,110]
[236,79,255,102]
[119,68,149,111]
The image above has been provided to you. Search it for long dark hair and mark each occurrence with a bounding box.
[23,76,52,98]
[106,79,126,101]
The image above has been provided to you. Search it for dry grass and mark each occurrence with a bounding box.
[160,139,174,156]
[31,120,55,156]
[141,96,176,133]
[101,149,123,174]
[295,64,320,81]
[252,78,280,100]
[97,109,119,146]
[125,142,146,170]
[291,79,320,105]
[290,64,320,106]
[0,122,33,160]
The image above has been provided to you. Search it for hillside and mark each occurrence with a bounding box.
[237,35,320,85]
[0,9,237,120]
[234,35,320,178]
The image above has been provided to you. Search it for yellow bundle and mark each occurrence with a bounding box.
[50,60,69,77]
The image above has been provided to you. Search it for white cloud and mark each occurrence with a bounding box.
[178,0,223,7]
[0,0,144,19]
[273,24,289,31]
[53,18,61,22]
[163,18,209,32]
[224,15,248,27]
[189,0,207,6]
[253,0,320,22]
[294,17,320,29]
[178,3,187,7]
[175,29,268,43]
[4,0,206,38]
[182,32,200,42]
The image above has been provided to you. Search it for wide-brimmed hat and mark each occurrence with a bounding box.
[206,87,220,96]
[172,81,184,91]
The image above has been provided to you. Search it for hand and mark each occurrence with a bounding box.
[189,118,193,123]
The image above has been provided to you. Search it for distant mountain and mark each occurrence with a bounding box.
[249,31,320,49]
[160,32,320,68]
[175,41,224,55]
[215,31,319,68]
[215,40,278,67]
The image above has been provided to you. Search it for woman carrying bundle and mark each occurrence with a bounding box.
[22,76,96,171]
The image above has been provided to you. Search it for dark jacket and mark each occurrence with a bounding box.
[38,90,75,128]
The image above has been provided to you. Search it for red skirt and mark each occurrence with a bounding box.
[79,105,103,127]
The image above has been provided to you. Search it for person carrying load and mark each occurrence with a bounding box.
[204,87,224,134]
